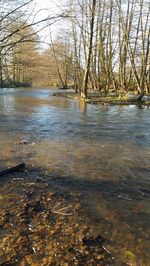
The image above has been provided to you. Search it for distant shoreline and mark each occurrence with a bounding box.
[0,82,32,88]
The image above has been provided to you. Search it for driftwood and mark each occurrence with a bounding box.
[0,163,25,177]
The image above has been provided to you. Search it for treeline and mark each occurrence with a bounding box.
[62,0,150,98]
[0,0,149,99]
[0,0,70,88]
[0,1,35,87]
[0,19,72,88]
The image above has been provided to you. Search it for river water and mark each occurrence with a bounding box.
[0,88,150,265]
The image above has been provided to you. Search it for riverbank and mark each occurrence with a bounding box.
[53,91,150,106]
[0,82,32,88]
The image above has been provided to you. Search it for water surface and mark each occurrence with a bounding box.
[0,88,150,265]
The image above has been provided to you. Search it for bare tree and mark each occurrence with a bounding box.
[81,0,96,99]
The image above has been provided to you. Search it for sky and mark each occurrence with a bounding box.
[1,0,70,49]
[32,0,68,48]
[34,0,58,16]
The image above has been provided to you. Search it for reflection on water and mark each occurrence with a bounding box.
[0,88,150,264]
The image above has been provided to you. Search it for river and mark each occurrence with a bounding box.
[0,88,150,265]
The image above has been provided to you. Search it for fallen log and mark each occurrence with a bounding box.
[0,163,25,177]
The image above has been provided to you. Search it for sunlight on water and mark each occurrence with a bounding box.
[1,135,150,182]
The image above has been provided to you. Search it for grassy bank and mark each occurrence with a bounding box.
[53,91,150,106]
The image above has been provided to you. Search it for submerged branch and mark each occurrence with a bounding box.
[0,163,25,177]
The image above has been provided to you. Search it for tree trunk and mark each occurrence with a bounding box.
[81,0,96,99]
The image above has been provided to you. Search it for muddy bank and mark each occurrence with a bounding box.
[53,91,150,106]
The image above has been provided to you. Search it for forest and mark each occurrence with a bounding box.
[0,0,149,99]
